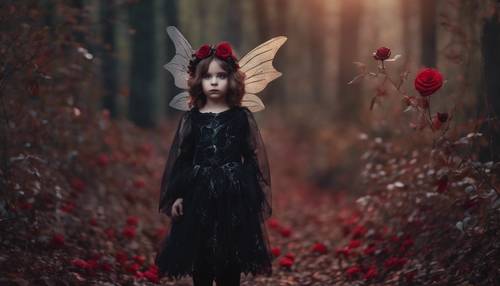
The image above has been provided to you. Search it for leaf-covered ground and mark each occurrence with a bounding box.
[0,112,363,285]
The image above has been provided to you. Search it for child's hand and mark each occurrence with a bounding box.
[171,198,184,219]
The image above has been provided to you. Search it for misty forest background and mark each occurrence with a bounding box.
[38,0,500,187]
[1,0,500,285]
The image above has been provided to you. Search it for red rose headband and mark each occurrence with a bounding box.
[187,42,240,77]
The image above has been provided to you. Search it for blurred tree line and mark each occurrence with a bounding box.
[37,0,499,138]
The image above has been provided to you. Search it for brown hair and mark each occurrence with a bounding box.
[187,56,246,109]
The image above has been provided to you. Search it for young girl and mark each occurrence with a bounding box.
[155,40,275,286]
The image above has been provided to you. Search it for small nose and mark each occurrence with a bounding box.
[210,77,217,85]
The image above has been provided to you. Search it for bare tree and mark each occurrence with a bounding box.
[337,0,364,122]
[128,0,156,127]
[99,0,118,118]
[420,0,437,67]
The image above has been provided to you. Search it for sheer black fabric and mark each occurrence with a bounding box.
[241,107,272,221]
[158,111,194,218]
[155,106,274,280]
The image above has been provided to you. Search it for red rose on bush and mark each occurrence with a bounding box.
[437,112,449,122]
[414,68,443,96]
[215,42,233,60]
[373,47,391,61]
[195,44,212,59]
[267,218,280,229]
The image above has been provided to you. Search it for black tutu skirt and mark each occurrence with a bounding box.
[155,160,274,279]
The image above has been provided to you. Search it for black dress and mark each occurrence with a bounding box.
[155,105,273,279]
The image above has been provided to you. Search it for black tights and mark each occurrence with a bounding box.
[192,267,241,286]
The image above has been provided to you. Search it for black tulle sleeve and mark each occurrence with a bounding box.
[241,107,272,220]
[158,111,194,217]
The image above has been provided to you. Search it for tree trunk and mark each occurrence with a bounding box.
[401,0,412,70]
[267,0,288,112]
[99,0,118,118]
[128,0,156,127]
[164,0,179,118]
[254,0,270,41]
[306,0,326,102]
[226,0,242,48]
[480,3,500,161]
[420,0,437,67]
[337,0,363,123]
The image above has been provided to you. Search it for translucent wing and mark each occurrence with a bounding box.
[163,26,193,91]
[239,36,287,112]
[168,91,190,111]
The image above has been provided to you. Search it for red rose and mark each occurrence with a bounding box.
[347,239,361,249]
[143,268,159,283]
[215,42,233,60]
[61,201,76,213]
[122,225,136,238]
[279,226,292,237]
[414,68,443,96]
[346,266,361,279]
[267,218,281,229]
[278,257,293,268]
[373,47,391,61]
[133,254,146,265]
[126,262,141,273]
[284,252,295,261]
[352,225,367,239]
[336,246,351,257]
[126,215,139,226]
[364,265,378,280]
[271,247,281,257]
[195,44,212,59]
[312,242,327,254]
[363,244,376,256]
[115,250,128,264]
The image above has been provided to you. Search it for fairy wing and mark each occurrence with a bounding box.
[164,26,193,111]
[239,36,287,112]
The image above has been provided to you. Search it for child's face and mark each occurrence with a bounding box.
[202,59,228,101]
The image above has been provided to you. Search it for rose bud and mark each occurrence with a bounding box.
[437,112,448,122]
[373,47,391,61]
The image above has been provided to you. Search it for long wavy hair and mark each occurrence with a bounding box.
[187,55,246,109]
